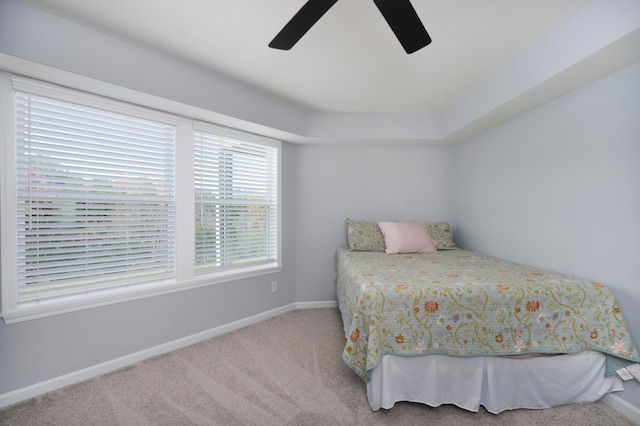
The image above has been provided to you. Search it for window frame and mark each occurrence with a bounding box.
[0,73,282,324]
[13,85,178,301]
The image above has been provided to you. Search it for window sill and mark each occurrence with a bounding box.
[1,263,282,324]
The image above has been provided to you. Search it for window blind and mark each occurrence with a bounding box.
[14,91,176,300]
[194,126,278,273]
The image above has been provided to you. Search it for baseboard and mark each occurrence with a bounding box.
[0,302,337,409]
[601,393,640,424]
[295,300,339,309]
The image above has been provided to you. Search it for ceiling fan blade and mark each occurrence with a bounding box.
[269,0,338,50]
[373,0,431,54]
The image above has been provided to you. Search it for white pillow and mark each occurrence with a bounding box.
[377,221,437,255]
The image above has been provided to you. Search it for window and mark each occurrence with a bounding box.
[194,123,279,274]
[0,75,281,323]
[10,77,177,303]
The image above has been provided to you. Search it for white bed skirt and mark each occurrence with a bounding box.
[366,351,623,413]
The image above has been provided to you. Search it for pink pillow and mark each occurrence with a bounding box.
[377,221,437,254]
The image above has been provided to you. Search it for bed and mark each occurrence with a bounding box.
[337,219,640,413]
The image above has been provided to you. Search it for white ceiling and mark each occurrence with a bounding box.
[13,0,640,144]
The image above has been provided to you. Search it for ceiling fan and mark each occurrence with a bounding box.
[269,0,431,54]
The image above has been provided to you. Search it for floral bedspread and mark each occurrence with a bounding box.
[336,246,640,381]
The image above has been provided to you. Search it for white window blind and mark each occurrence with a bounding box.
[194,124,278,273]
[14,90,177,301]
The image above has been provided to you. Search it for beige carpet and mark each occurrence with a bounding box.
[0,308,635,425]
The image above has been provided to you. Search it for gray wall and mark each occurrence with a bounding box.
[452,60,640,408]
[294,144,453,302]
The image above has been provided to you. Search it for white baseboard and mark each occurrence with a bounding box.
[295,300,338,309]
[601,393,640,425]
[0,302,342,409]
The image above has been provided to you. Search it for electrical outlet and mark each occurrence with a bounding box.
[271,281,277,292]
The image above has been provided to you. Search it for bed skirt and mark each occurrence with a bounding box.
[366,351,623,413]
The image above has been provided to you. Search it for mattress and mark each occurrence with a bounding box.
[336,246,639,383]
